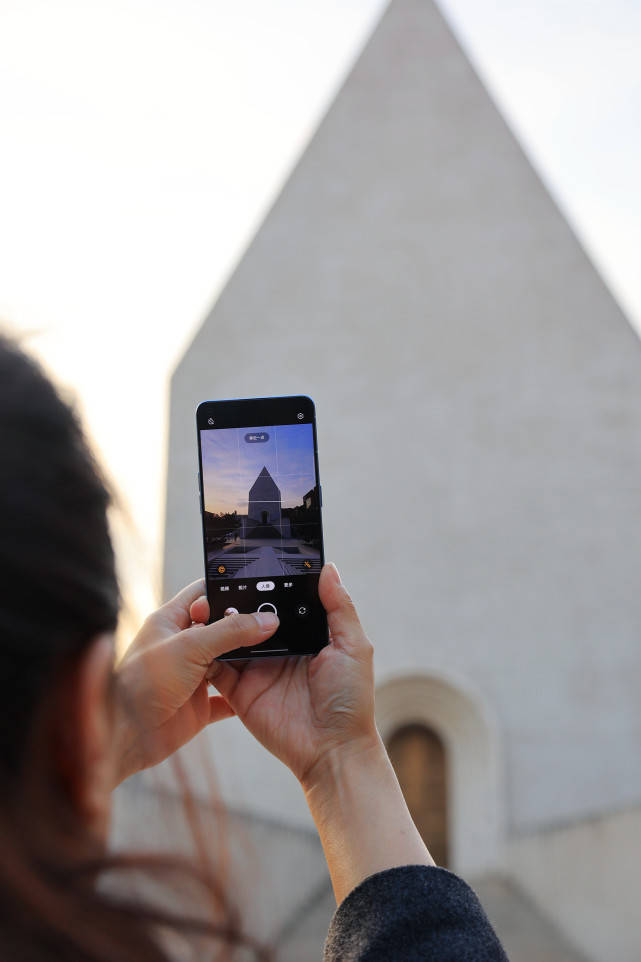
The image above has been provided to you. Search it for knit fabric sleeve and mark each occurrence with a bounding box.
[323,865,509,962]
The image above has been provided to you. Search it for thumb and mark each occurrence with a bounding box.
[319,563,371,658]
[167,610,279,676]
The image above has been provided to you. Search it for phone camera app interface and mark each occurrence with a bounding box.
[199,418,324,653]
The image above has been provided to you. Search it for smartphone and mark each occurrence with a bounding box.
[196,395,329,659]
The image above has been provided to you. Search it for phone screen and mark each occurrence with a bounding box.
[196,395,328,658]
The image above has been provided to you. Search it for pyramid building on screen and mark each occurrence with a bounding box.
[156,2,641,959]
[248,466,281,525]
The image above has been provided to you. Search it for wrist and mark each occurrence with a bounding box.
[301,730,386,798]
[301,728,434,903]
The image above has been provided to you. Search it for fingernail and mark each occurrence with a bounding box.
[254,611,279,629]
[326,562,342,584]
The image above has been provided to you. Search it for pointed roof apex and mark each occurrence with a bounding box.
[249,465,280,496]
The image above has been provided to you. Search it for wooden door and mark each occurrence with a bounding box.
[387,724,448,867]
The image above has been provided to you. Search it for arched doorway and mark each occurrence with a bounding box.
[376,674,504,876]
[387,724,449,867]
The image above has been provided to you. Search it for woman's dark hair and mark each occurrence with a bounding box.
[0,333,267,961]
[0,335,119,776]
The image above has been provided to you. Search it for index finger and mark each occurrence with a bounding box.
[160,579,207,630]
[190,594,210,625]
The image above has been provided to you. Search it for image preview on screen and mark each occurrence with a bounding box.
[200,422,322,588]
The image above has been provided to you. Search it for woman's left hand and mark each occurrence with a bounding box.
[113,579,279,785]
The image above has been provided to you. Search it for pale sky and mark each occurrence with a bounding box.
[2,0,640,619]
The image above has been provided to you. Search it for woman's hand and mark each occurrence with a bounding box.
[142,566,433,904]
[203,563,380,787]
[113,580,279,785]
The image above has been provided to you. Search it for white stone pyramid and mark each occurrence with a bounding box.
[161,3,641,958]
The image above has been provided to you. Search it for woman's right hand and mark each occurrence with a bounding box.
[200,563,380,787]
[204,562,435,903]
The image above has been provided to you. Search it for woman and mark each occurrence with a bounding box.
[0,333,508,961]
